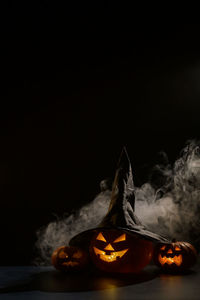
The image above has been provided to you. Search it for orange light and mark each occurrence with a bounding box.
[158,254,182,266]
[104,243,114,251]
[167,249,173,254]
[59,252,68,259]
[113,234,126,243]
[93,247,128,263]
[96,232,107,242]
[160,245,166,250]
[175,246,181,251]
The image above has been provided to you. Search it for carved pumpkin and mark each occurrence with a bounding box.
[89,229,153,273]
[69,148,169,275]
[51,246,89,272]
[153,240,197,272]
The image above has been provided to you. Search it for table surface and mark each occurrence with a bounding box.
[0,264,199,300]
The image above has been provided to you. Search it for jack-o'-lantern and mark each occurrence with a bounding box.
[69,148,169,273]
[51,246,89,272]
[89,229,153,273]
[153,240,197,272]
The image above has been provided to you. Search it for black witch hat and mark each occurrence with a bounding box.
[69,148,169,248]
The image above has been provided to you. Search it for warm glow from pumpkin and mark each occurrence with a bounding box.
[158,254,182,266]
[160,245,166,250]
[72,250,82,259]
[93,246,128,262]
[59,252,68,259]
[175,246,181,251]
[96,232,107,242]
[104,243,114,251]
[51,246,89,271]
[90,230,154,273]
[113,234,126,243]
[167,249,173,254]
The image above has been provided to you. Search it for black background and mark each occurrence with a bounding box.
[1,3,200,265]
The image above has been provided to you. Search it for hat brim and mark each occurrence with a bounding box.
[69,226,170,249]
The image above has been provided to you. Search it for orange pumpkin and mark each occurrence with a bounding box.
[52,246,89,272]
[89,229,153,273]
[153,240,197,272]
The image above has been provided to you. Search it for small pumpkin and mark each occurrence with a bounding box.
[153,240,197,272]
[52,246,89,272]
[89,229,153,273]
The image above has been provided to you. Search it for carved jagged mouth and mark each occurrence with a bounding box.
[93,247,128,262]
[62,261,79,267]
[159,254,182,266]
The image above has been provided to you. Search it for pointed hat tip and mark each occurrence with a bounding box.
[117,146,131,169]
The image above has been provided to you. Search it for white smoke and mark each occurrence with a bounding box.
[35,181,111,265]
[135,140,200,245]
[35,140,200,265]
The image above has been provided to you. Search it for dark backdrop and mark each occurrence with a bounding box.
[1,3,200,264]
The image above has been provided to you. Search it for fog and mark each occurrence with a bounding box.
[35,140,200,265]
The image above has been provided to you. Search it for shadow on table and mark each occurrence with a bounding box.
[0,267,159,293]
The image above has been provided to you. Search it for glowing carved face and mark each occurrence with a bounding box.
[154,241,198,273]
[89,229,154,273]
[58,247,83,266]
[93,232,128,263]
[51,246,89,271]
[158,245,183,266]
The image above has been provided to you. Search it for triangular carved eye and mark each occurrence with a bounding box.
[113,234,126,243]
[175,246,181,251]
[59,251,68,259]
[160,245,166,250]
[96,232,107,242]
[167,249,173,254]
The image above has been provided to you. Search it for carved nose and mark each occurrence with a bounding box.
[167,249,173,254]
[104,243,114,251]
